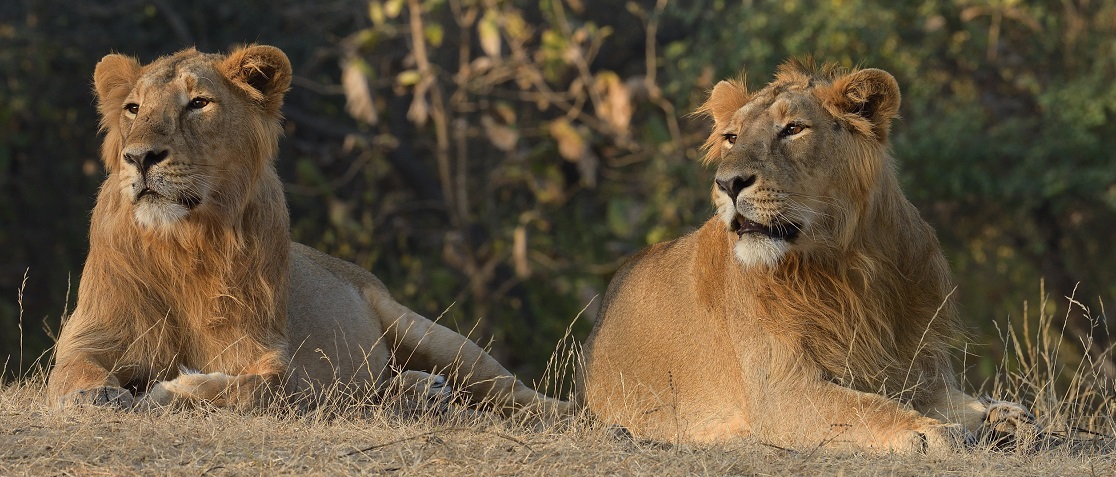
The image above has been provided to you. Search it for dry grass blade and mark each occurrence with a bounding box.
[339,426,533,458]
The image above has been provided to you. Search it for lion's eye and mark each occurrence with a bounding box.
[722,133,737,146]
[779,123,807,138]
[124,103,140,115]
[188,97,211,109]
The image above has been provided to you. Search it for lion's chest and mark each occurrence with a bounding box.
[123,284,271,376]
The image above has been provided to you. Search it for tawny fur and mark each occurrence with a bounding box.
[582,60,1036,453]
[48,45,570,420]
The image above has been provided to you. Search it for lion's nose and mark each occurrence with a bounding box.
[715,174,756,202]
[123,148,169,174]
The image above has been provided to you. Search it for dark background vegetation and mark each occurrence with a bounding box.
[2,0,1115,392]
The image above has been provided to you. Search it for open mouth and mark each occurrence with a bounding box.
[730,215,801,242]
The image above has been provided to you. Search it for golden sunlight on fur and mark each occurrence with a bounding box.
[582,59,1038,453]
[47,45,571,421]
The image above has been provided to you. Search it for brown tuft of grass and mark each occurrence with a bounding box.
[3,290,1116,476]
[979,286,1116,454]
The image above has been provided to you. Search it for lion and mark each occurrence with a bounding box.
[46,45,571,420]
[581,60,1038,453]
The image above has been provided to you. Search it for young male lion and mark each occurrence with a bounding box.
[47,45,569,419]
[582,60,1038,453]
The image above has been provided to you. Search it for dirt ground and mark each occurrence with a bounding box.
[2,380,1114,477]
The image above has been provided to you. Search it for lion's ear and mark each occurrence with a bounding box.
[828,68,901,143]
[93,54,141,122]
[696,78,749,127]
[219,45,292,115]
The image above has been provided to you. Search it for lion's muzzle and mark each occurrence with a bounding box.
[122,147,202,210]
[716,172,802,243]
[125,148,168,200]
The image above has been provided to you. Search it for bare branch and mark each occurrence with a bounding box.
[408,0,460,225]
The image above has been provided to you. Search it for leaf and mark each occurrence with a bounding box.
[529,164,565,204]
[384,0,404,19]
[548,118,586,161]
[593,71,632,132]
[352,29,379,50]
[328,198,351,228]
[492,101,516,124]
[482,115,519,152]
[368,1,386,25]
[645,226,670,245]
[625,1,645,17]
[502,10,531,43]
[478,9,501,58]
[341,58,377,125]
[425,24,444,47]
[470,57,494,74]
[396,69,422,86]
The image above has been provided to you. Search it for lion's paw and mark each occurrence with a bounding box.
[896,422,973,454]
[134,371,252,411]
[398,370,451,400]
[396,370,452,415]
[979,397,1040,451]
[133,381,177,412]
[59,386,135,409]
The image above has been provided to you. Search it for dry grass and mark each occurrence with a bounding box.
[3,292,1116,476]
[0,378,1111,477]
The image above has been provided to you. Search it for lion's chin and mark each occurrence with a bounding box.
[732,234,790,268]
[134,201,190,230]
[717,212,800,268]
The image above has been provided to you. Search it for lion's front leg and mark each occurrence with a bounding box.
[756,380,973,454]
[48,353,135,409]
[47,359,133,408]
[136,369,276,411]
[136,351,287,411]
